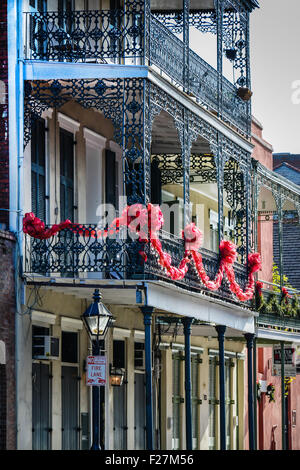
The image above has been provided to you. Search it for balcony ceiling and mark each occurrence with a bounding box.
[151,0,259,12]
[151,110,211,154]
[151,0,216,11]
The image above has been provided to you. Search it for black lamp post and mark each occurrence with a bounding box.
[82,289,113,450]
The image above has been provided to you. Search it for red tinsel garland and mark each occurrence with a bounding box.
[23,204,262,302]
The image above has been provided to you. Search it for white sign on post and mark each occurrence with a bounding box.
[86,355,107,386]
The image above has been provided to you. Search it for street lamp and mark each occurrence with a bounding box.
[82,289,113,450]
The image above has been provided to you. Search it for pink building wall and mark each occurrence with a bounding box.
[251,117,274,284]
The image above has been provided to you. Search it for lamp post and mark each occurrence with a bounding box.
[82,289,113,450]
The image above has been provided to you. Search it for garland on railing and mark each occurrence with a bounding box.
[254,281,300,318]
[23,203,262,302]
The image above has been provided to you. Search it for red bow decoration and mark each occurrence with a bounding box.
[219,240,237,265]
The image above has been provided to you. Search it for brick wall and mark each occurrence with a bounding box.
[0,230,16,450]
[0,0,9,227]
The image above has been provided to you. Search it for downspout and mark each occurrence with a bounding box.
[8,0,24,448]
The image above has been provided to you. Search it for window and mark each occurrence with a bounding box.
[31,118,46,221]
[172,351,182,450]
[105,149,119,211]
[134,342,145,369]
[191,355,201,450]
[113,340,125,369]
[225,359,234,450]
[32,325,50,358]
[209,209,219,252]
[61,331,78,364]
[208,357,217,450]
[60,128,74,221]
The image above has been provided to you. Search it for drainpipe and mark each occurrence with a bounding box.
[215,325,226,450]
[183,317,193,450]
[8,0,24,449]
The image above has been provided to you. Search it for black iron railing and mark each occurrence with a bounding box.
[24,9,250,136]
[24,224,249,304]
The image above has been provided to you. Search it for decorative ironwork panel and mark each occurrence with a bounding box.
[25,5,145,62]
[24,77,146,205]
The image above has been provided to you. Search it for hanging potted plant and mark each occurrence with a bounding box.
[237,87,253,102]
[225,48,237,61]
[266,383,276,403]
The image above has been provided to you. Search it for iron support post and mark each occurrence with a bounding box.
[183,0,190,93]
[141,306,155,450]
[183,317,193,450]
[216,325,226,450]
[245,333,255,450]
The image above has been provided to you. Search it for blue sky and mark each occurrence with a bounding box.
[250,0,300,153]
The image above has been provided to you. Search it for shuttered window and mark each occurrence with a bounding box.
[105,149,118,211]
[31,118,46,221]
[113,339,127,450]
[60,128,74,221]
[172,352,182,450]
[209,357,217,450]
[225,359,234,450]
[191,355,201,450]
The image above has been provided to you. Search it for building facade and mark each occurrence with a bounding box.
[251,121,300,450]
[3,0,300,451]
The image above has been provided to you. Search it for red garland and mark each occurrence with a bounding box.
[23,205,262,302]
[23,212,72,240]
[256,281,263,297]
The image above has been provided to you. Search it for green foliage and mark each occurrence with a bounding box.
[254,288,300,319]
[272,264,294,293]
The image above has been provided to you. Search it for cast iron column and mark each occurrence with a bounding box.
[91,339,101,450]
[183,317,193,450]
[216,325,226,450]
[245,333,255,450]
[183,0,190,93]
[141,306,154,450]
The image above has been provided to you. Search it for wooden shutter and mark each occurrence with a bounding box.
[32,362,51,450]
[209,357,217,450]
[61,366,79,450]
[31,118,46,221]
[105,149,117,209]
[172,352,181,450]
[151,159,162,205]
[60,128,74,221]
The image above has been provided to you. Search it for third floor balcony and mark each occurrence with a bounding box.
[23,0,258,137]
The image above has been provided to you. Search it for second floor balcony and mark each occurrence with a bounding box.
[24,1,253,137]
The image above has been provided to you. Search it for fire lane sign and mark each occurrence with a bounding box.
[86,355,107,386]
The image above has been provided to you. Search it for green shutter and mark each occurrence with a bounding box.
[31,118,46,221]
[60,128,74,221]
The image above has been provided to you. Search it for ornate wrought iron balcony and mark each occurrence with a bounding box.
[255,286,300,330]
[24,224,248,305]
[24,8,250,136]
